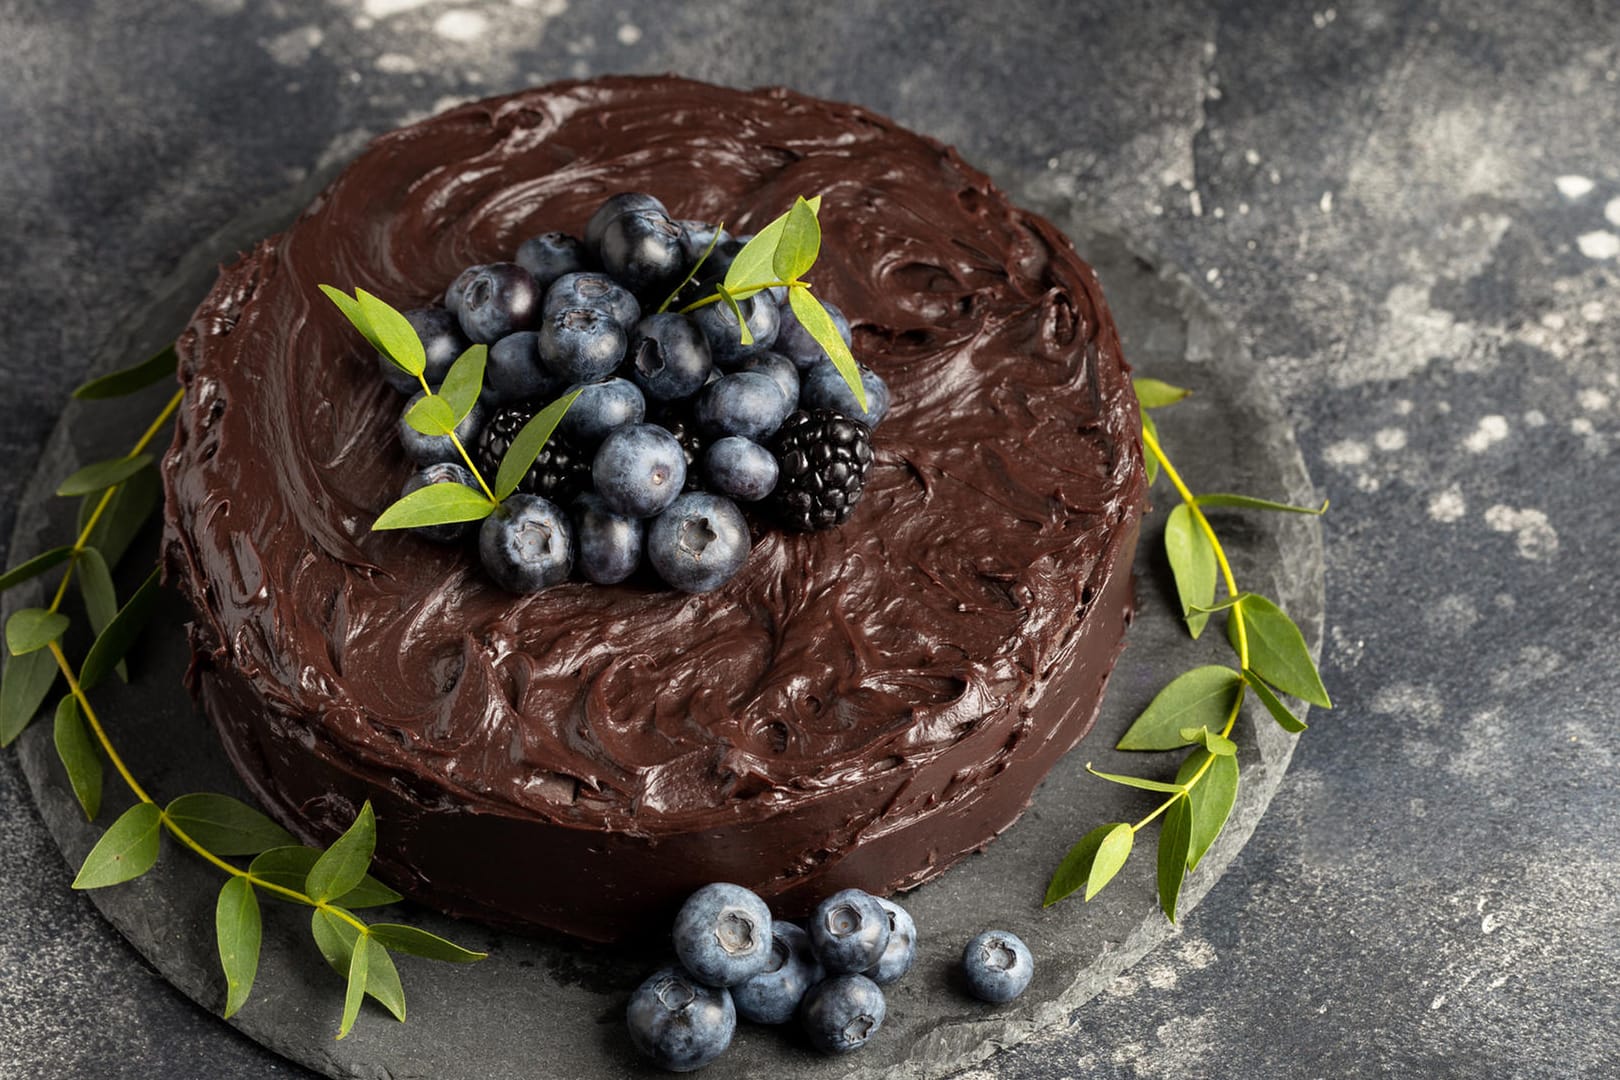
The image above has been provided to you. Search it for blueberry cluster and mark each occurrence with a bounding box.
[380,191,890,594]
[626,883,920,1071]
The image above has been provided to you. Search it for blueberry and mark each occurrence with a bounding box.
[544,271,641,333]
[801,360,890,428]
[539,306,627,383]
[478,494,573,593]
[629,314,713,402]
[691,292,779,368]
[737,350,799,407]
[399,462,480,544]
[600,209,688,300]
[485,332,564,405]
[443,264,484,315]
[515,231,586,289]
[376,308,470,394]
[865,899,917,986]
[703,437,778,502]
[672,882,774,988]
[809,889,891,975]
[732,923,821,1025]
[456,262,543,344]
[572,492,644,585]
[695,371,792,442]
[646,493,750,593]
[398,392,486,466]
[960,930,1034,1004]
[585,191,668,254]
[593,423,687,519]
[558,377,646,448]
[775,298,851,372]
[626,966,735,1073]
[678,220,732,263]
[800,974,886,1055]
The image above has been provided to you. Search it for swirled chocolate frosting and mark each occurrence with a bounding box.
[161,76,1146,942]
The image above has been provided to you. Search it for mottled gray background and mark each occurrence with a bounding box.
[2,1,1616,1078]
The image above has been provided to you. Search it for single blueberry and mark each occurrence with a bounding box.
[703,437,778,502]
[737,350,800,408]
[484,332,564,405]
[572,492,645,585]
[585,191,668,254]
[864,898,917,986]
[809,889,891,975]
[626,965,735,1073]
[456,262,543,344]
[646,493,750,593]
[801,360,890,428]
[629,313,713,402]
[800,974,886,1055]
[960,930,1034,1004]
[399,462,480,545]
[732,923,821,1025]
[775,298,852,372]
[672,882,774,988]
[678,220,732,263]
[376,308,470,394]
[544,271,641,333]
[443,264,484,315]
[600,208,689,300]
[477,494,574,593]
[593,423,687,519]
[558,377,646,448]
[691,292,780,368]
[514,231,586,289]
[398,392,485,466]
[695,371,792,442]
[539,306,627,384]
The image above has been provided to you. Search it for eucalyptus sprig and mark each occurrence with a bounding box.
[318,286,580,534]
[1,348,486,1038]
[1044,378,1331,920]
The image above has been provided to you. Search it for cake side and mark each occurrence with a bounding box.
[160,76,1146,941]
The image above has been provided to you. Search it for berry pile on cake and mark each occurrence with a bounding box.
[160,76,1147,943]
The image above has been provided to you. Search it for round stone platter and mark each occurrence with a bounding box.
[4,175,1324,1080]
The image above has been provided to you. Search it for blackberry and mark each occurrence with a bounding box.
[654,411,707,491]
[770,409,874,532]
[476,400,591,502]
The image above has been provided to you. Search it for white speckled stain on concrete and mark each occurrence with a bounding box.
[1577,231,1620,259]
[1555,175,1594,199]
[1462,414,1509,453]
[1428,485,1466,522]
[1482,505,1559,560]
[433,9,489,41]
[265,25,324,66]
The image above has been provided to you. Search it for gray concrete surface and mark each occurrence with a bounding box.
[2,1,1617,1077]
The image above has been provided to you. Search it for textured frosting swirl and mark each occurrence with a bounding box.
[162,76,1145,940]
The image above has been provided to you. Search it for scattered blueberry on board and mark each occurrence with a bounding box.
[960,929,1035,1004]
[809,888,893,975]
[626,966,737,1073]
[800,973,887,1055]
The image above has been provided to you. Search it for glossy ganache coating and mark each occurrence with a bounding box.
[160,76,1146,942]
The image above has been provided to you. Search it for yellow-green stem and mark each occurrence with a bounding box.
[677,278,801,315]
[414,375,498,504]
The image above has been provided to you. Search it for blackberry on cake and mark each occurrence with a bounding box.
[476,400,591,503]
[770,408,874,531]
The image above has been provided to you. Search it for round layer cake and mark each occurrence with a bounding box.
[160,76,1146,943]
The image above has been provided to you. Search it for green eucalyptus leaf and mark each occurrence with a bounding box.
[1085,765,1187,794]
[81,569,160,691]
[494,388,583,501]
[310,906,360,976]
[788,287,868,414]
[80,467,161,570]
[372,483,495,532]
[363,937,407,1021]
[1196,492,1329,515]
[723,195,823,293]
[0,647,59,745]
[436,345,488,424]
[1045,822,1119,906]
[1176,749,1239,871]
[73,345,179,400]
[318,285,386,356]
[165,793,297,856]
[337,928,370,1040]
[1229,594,1331,708]
[1140,409,1161,485]
[305,802,377,904]
[355,289,426,377]
[0,546,75,594]
[403,393,458,437]
[1247,670,1309,733]
[7,608,70,656]
[72,801,163,889]
[52,697,102,821]
[76,548,124,681]
[1165,504,1217,638]
[1116,665,1242,751]
[367,923,487,963]
[1133,377,1193,409]
[772,196,822,281]
[1156,794,1192,921]
[215,876,262,1018]
[1179,725,1238,756]
[250,846,402,907]
[1087,823,1135,900]
[56,453,153,498]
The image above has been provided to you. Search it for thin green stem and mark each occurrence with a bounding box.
[677,278,802,315]
[656,221,724,314]
[413,374,498,504]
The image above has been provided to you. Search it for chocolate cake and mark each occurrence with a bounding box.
[160,76,1146,943]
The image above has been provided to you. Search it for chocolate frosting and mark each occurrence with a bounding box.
[161,76,1146,942]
